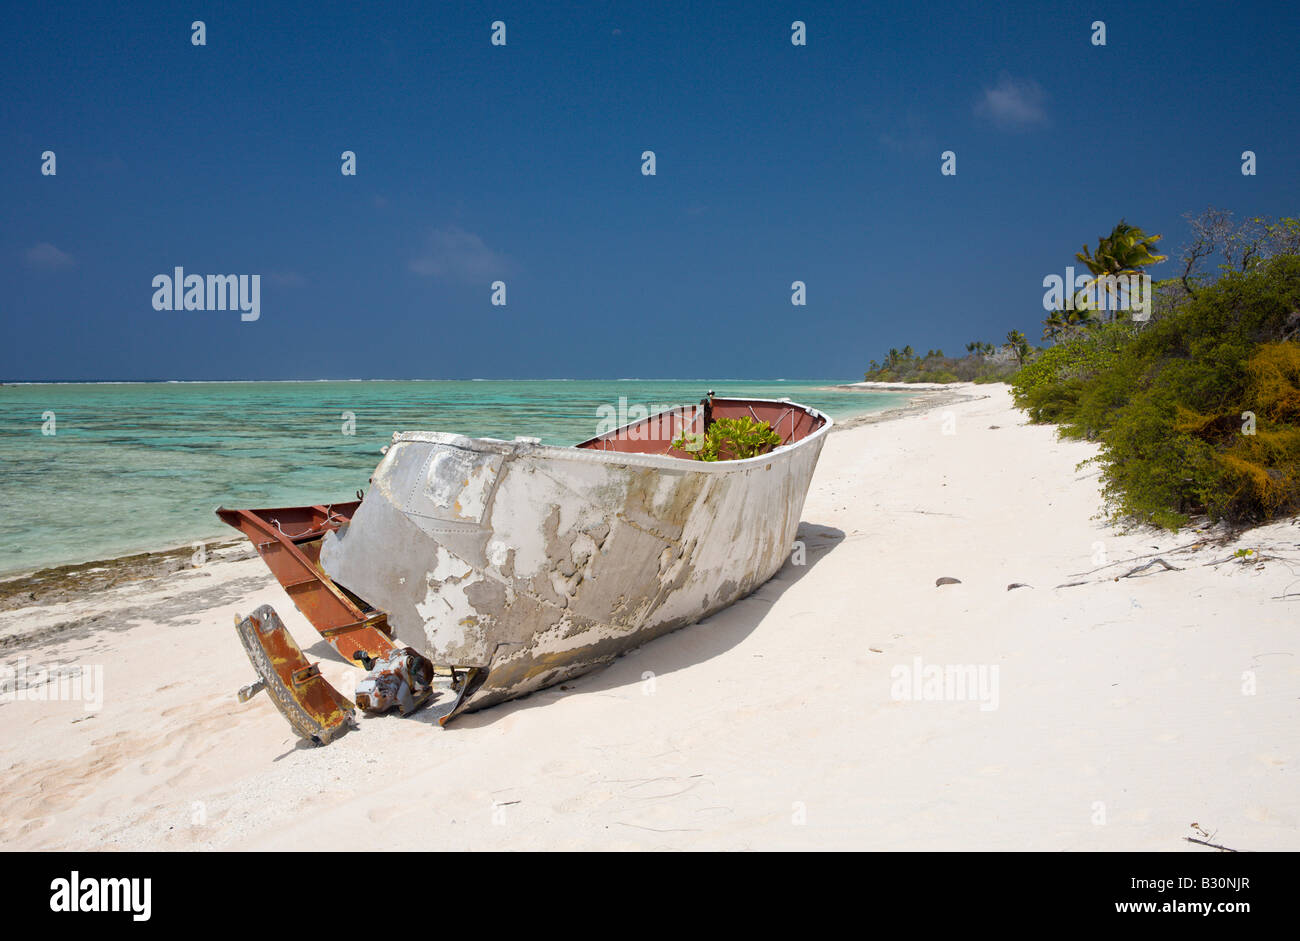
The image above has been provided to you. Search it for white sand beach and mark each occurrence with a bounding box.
[2,383,1296,851]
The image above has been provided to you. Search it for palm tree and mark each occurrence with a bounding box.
[1042,310,1068,341]
[1042,305,1094,342]
[1005,330,1030,366]
[1077,220,1167,274]
[1074,220,1167,321]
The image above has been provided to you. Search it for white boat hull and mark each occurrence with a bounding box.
[320,399,830,717]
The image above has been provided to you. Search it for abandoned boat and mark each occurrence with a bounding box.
[219,394,831,740]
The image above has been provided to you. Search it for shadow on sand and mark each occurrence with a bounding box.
[432,521,846,731]
[291,522,844,735]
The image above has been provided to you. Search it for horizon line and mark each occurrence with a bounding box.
[0,377,852,386]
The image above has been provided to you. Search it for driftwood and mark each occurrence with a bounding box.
[1058,533,1299,589]
[1066,542,1206,578]
[1275,580,1300,601]
[1117,558,1181,579]
[1207,552,1300,567]
[1184,836,1240,852]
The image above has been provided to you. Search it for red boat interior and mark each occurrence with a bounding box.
[575,396,827,458]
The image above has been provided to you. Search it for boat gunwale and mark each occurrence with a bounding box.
[387,397,834,474]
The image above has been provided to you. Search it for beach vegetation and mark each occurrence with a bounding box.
[865,210,1299,528]
[1005,330,1031,366]
[1013,246,1300,529]
[1075,220,1167,288]
[1041,221,1167,342]
[863,344,1022,383]
[675,416,782,462]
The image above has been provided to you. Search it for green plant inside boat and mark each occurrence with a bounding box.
[674,416,782,462]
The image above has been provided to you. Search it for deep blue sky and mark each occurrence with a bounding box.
[3,0,1298,381]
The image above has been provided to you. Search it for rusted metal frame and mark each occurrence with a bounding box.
[259,504,347,544]
[235,605,355,745]
[272,521,337,544]
[221,507,396,664]
[237,509,362,616]
[310,504,346,527]
[317,612,389,639]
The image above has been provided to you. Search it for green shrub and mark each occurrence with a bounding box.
[1183,342,1300,521]
[1013,254,1300,528]
[1010,324,1134,425]
[921,369,960,383]
[865,351,1022,384]
[674,416,782,462]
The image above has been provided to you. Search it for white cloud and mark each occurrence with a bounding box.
[24,242,75,270]
[974,76,1048,129]
[409,226,512,281]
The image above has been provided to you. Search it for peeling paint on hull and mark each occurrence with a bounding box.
[319,399,830,722]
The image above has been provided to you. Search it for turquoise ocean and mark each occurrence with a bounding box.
[0,380,904,576]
